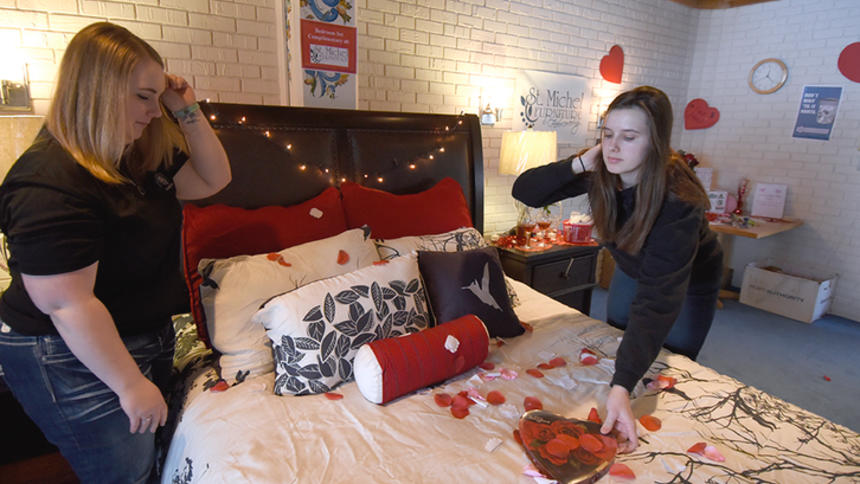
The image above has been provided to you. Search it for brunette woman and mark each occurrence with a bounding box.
[0,22,230,482]
[512,86,722,452]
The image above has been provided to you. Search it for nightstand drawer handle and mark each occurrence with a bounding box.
[561,257,576,279]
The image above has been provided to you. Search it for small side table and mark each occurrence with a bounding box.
[497,244,599,315]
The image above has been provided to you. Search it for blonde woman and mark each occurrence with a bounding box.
[513,86,722,453]
[0,22,230,482]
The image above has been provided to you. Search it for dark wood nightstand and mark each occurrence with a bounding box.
[498,244,599,315]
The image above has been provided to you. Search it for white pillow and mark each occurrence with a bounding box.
[254,254,430,395]
[198,227,379,383]
[373,227,520,307]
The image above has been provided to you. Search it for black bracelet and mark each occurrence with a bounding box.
[577,156,586,173]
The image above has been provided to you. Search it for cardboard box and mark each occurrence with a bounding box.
[739,262,836,323]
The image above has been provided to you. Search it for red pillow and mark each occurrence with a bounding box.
[340,177,472,239]
[182,187,347,345]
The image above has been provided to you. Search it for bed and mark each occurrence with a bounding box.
[160,102,859,483]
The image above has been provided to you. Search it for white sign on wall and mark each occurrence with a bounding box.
[512,70,592,145]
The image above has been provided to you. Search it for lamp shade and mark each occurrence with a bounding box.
[498,130,557,175]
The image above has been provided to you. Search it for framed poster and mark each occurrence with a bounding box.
[512,70,592,145]
[289,0,357,109]
[792,85,842,140]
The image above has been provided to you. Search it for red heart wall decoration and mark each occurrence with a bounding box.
[599,45,624,84]
[838,42,860,83]
[684,98,720,130]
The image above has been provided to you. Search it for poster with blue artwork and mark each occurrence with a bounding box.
[792,85,842,140]
[295,0,357,109]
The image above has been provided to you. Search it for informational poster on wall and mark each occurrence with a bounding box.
[296,1,357,109]
[512,70,592,145]
[792,85,842,141]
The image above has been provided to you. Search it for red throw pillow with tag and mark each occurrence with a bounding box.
[354,314,489,404]
[182,186,347,345]
[340,177,472,239]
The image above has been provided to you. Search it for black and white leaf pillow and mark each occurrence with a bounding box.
[255,255,430,396]
[373,227,521,307]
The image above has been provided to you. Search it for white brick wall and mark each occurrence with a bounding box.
[680,0,860,319]
[4,0,858,321]
[0,0,280,113]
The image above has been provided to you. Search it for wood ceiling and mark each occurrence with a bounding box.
[667,0,780,8]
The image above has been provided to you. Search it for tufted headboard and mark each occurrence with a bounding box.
[193,103,485,232]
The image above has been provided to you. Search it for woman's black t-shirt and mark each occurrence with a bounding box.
[0,131,190,336]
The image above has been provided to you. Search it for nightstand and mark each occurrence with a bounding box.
[498,244,599,315]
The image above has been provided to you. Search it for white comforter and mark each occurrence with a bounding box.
[162,280,859,483]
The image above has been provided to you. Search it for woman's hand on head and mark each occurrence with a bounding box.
[579,143,602,172]
[601,384,638,453]
[160,73,196,113]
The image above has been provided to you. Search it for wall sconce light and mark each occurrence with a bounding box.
[0,61,32,113]
[480,103,501,126]
[498,130,557,175]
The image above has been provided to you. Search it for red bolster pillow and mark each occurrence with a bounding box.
[353,315,489,404]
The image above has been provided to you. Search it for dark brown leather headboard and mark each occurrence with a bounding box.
[193,102,485,232]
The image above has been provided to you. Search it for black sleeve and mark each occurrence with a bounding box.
[610,201,703,392]
[511,156,591,207]
[1,184,104,276]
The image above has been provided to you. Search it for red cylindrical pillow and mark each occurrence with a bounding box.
[354,315,489,404]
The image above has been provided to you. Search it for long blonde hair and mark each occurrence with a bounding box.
[46,22,186,184]
[590,86,708,255]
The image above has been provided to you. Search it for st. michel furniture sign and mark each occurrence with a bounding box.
[513,70,592,145]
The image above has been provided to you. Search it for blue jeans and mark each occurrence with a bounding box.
[0,321,174,484]
[606,266,718,360]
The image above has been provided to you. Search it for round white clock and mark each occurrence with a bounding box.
[748,58,788,94]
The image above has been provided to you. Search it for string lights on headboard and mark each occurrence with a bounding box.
[200,100,470,189]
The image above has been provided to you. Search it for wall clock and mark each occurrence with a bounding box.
[748,58,788,94]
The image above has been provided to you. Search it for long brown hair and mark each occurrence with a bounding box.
[45,22,186,184]
[589,86,708,255]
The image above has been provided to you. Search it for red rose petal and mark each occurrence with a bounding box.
[639,414,662,431]
[555,434,580,450]
[451,406,470,419]
[486,390,506,405]
[580,348,598,366]
[657,374,677,388]
[211,380,229,392]
[266,253,280,261]
[372,260,389,265]
[526,368,545,378]
[324,392,343,400]
[687,442,707,454]
[580,433,604,453]
[548,357,567,368]
[587,407,602,424]
[451,394,472,409]
[703,444,726,462]
[433,393,452,407]
[479,362,495,370]
[545,438,572,459]
[524,396,543,411]
[520,321,534,332]
[336,249,349,265]
[496,340,506,347]
[537,363,554,370]
[609,463,636,479]
[277,258,292,267]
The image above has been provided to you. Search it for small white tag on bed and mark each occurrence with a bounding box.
[444,335,460,353]
[309,207,323,219]
[537,350,555,361]
[484,437,503,453]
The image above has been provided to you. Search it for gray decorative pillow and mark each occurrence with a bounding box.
[254,254,430,395]
[373,227,521,307]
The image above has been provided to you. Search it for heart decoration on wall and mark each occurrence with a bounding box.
[684,98,720,130]
[599,45,624,84]
[837,42,860,83]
